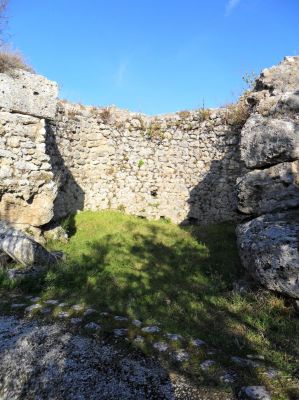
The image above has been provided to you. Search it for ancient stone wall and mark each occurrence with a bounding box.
[49,102,245,224]
[0,70,58,233]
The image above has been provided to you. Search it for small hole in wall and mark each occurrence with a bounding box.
[150,189,158,197]
[26,195,34,205]
[33,91,39,95]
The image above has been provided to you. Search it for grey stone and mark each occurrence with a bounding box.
[58,311,70,319]
[153,342,168,352]
[172,350,189,362]
[70,317,82,325]
[237,161,299,215]
[277,90,299,113]
[200,360,215,370]
[84,322,100,330]
[191,338,205,347]
[83,308,96,316]
[132,319,142,327]
[165,333,183,341]
[114,315,128,321]
[45,299,59,305]
[239,386,271,400]
[240,114,299,169]
[0,70,58,119]
[113,328,128,337]
[0,222,58,266]
[142,326,160,334]
[25,304,42,313]
[236,210,299,299]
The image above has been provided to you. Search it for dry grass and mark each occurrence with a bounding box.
[177,110,191,119]
[197,108,211,122]
[0,51,34,75]
[225,99,250,128]
[99,107,112,124]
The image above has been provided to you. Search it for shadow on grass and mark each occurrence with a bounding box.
[5,218,296,397]
[0,212,297,399]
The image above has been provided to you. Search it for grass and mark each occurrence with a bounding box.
[0,210,298,398]
[0,50,34,74]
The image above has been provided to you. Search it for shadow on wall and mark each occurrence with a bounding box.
[45,121,85,222]
[183,129,245,225]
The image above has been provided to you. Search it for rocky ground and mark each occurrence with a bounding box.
[0,315,236,400]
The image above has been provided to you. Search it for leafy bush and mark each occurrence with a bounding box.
[0,51,34,74]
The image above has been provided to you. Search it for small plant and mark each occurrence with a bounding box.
[137,159,144,168]
[146,120,165,140]
[242,71,258,90]
[197,107,211,122]
[225,99,250,128]
[117,204,126,212]
[177,110,191,119]
[99,107,112,124]
[0,50,34,75]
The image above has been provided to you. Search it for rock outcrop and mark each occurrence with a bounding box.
[236,56,299,299]
[237,210,299,299]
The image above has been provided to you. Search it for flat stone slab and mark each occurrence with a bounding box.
[0,70,58,119]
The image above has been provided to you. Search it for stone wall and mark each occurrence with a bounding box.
[0,70,58,233]
[49,102,245,224]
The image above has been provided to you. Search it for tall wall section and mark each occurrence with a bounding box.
[0,70,58,235]
[49,102,245,224]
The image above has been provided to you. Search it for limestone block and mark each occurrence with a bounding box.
[236,210,299,299]
[237,161,299,215]
[0,182,57,227]
[240,114,299,168]
[0,69,58,119]
[0,222,58,266]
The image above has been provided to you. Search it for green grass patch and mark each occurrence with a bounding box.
[1,210,298,398]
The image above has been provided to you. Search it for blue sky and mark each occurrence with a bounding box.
[6,0,299,114]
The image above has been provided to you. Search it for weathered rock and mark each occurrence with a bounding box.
[0,112,58,227]
[239,386,271,400]
[240,114,299,169]
[237,161,299,215]
[0,222,58,266]
[255,56,299,94]
[0,69,58,119]
[276,90,299,113]
[236,210,299,299]
[43,225,68,243]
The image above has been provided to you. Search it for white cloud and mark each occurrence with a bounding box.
[225,0,241,15]
[115,60,128,87]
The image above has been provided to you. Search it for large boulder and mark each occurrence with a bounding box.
[237,161,299,215]
[240,114,299,169]
[236,210,299,299]
[0,222,58,266]
[0,69,58,119]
